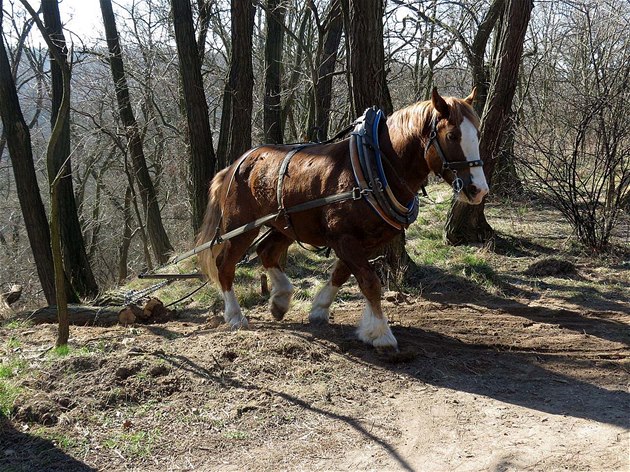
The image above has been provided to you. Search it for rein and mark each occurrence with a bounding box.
[424,116,484,193]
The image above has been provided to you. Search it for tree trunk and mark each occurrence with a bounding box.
[118,186,133,283]
[42,0,99,299]
[469,0,506,114]
[0,2,56,304]
[172,0,216,234]
[280,7,311,142]
[444,0,533,246]
[196,0,211,59]
[100,0,173,263]
[491,116,523,197]
[346,0,404,279]
[18,0,73,345]
[263,0,285,144]
[216,0,255,167]
[312,0,343,140]
[346,0,392,115]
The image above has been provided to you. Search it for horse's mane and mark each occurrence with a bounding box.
[387,96,480,140]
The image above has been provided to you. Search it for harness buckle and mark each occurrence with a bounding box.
[352,187,372,200]
[374,178,384,192]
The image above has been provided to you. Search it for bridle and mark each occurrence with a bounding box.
[424,116,484,194]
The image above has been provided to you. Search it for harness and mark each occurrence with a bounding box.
[350,107,419,231]
[171,110,482,266]
[424,116,484,193]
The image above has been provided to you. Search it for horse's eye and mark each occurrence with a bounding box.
[446,132,457,141]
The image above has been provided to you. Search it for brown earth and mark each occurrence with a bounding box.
[1,284,628,471]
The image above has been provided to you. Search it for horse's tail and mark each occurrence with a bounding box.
[196,168,229,287]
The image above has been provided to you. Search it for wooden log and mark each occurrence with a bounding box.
[15,298,177,327]
[17,305,123,326]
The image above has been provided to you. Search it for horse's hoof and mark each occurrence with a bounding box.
[228,317,249,330]
[308,307,330,326]
[309,316,329,327]
[357,326,398,351]
[270,302,286,321]
[375,345,400,355]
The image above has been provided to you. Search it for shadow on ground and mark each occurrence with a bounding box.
[0,417,96,472]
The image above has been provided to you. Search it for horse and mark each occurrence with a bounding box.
[196,88,489,350]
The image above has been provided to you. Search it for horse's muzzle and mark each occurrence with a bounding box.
[459,182,488,205]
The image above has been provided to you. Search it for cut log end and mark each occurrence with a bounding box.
[120,298,175,326]
[118,305,142,326]
[2,284,23,306]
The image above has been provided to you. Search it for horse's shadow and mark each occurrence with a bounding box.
[253,260,629,430]
[271,318,629,431]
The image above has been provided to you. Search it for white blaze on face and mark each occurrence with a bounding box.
[460,117,489,203]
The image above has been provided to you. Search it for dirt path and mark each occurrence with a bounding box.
[2,291,628,472]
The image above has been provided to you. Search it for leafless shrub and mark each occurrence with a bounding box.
[517,0,630,251]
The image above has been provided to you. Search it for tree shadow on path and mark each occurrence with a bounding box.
[0,417,96,472]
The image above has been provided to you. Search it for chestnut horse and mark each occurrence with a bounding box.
[197,89,488,350]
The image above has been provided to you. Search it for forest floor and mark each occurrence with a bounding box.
[1,194,629,471]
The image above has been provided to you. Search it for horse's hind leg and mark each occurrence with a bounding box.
[309,259,351,325]
[256,230,294,320]
[216,231,259,329]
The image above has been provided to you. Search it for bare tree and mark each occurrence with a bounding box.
[100,0,173,263]
[516,0,630,250]
[0,0,57,304]
[172,0,216,233]
[216,0,255,168]
[42,0,99,298]
[18,0,76,345]
[263,0,284,144]
[310,0,343,141]
[345,0,392,115]
[444,0,533,245]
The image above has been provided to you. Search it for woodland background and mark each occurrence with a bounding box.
[1,0,628,309]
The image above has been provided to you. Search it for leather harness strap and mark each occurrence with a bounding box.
[277,144,314,210]
[350,134,403,230]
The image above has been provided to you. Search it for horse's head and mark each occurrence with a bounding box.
[424,88,489,205]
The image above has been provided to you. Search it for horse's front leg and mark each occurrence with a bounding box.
[335,238,398,350]
[309,259,351,325]
[257,230,295,320]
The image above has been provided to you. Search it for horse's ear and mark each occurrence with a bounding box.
[431,87,449,119]
[465,87,477,105]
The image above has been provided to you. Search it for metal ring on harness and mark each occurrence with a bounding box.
[452,175,464,194]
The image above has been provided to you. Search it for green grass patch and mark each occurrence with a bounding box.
[0,380,21,417]
[0,359,27,379]
[32,427,80,450]
[222,430,248,440]
[103,429,161,458]
[49,345,70,357]
[457,252,497,286]
[2,319,33,330]
[238,287,266,309]
[6,336,21,349]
